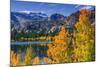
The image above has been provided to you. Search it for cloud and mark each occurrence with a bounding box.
[75,5,81,8]
[80,6,93,10]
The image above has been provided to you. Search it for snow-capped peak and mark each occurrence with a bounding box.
[18,10,32,14]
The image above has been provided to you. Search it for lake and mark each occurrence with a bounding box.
[11,41,53,45]
[11,40,52,64]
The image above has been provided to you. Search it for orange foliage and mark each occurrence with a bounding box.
[43,57,53,64]
[10,51,20,66]
[47,26,69,63]
[33,56,40,64]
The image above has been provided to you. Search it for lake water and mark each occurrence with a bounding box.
[11,41,52,64]
[11,41,53,45]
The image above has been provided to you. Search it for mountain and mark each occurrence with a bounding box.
[11,12,66,39]
[66,11,80,27]
[11,12,49,32]
[11,12,48,22]
[65,9,95,27]
[11,9,95,39]
[50,13,66,21]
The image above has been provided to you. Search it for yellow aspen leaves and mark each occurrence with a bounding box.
[25,45,32,65]
[73,9,95,62]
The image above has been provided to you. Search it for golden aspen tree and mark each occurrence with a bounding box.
[47,26,70,63]
[33,56,40,64]
[43,57,53,64]
[72,9,95,62]
[10,51,20,66]
[25,45,32,65]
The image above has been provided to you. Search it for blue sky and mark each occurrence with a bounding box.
[11,0,95,16]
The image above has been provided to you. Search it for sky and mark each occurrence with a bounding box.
[11,0,95,16]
